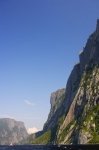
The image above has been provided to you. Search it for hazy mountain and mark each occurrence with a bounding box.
[0,118,28,145]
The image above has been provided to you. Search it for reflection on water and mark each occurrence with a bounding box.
[0,145,99,150]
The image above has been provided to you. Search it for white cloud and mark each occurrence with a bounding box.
[27,127,39,134]
[24,100,35,107]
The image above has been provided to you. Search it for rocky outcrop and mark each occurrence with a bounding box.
[80,19,99,73]
[0,118,28,145]
[31,20,99,144]
[43,88,65,130]
[64,63,81,113]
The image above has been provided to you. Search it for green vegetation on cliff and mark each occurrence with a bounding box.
[32,130,51,144]
[81,104,99,144]
[31,115,65,144]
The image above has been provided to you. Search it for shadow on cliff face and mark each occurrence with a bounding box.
[64,63,81,116]
[49,125,58,144]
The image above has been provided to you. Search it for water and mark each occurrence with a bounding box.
[0,144,98,150]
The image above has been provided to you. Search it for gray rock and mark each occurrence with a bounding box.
[78,132,88,144]
[64,63,81,113]
[79,20,99,73]
[43,88,65,130]
[0,118,28,145]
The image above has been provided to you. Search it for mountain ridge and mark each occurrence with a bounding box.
[30,20,99,144]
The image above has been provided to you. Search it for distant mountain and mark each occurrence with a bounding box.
[0,118,28,145]
[30,20,99,144]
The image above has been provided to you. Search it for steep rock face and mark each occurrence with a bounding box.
[28,89,66,144]
[57,20,99,144]
[64,63,81,113]
[0,118,28,145]
[43,88,65,130]
[57,66,99,144]
[80,20,99,73]
[31,20,99,144]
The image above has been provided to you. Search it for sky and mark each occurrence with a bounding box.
[0,0,99,133]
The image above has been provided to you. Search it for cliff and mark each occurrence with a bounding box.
[43,88,65,130]
[30,20,99,144]
[0,118,28,145]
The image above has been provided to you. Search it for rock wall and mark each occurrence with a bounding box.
[64,63,81,113]
[57,19,99,144]
[43,88,65,130]
[80,19,99,73]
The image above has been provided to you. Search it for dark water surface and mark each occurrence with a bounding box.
[0,145,98,150]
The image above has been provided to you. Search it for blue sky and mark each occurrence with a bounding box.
[0,0,99,132]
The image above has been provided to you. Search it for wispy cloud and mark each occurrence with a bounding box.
[24,100,35,107]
